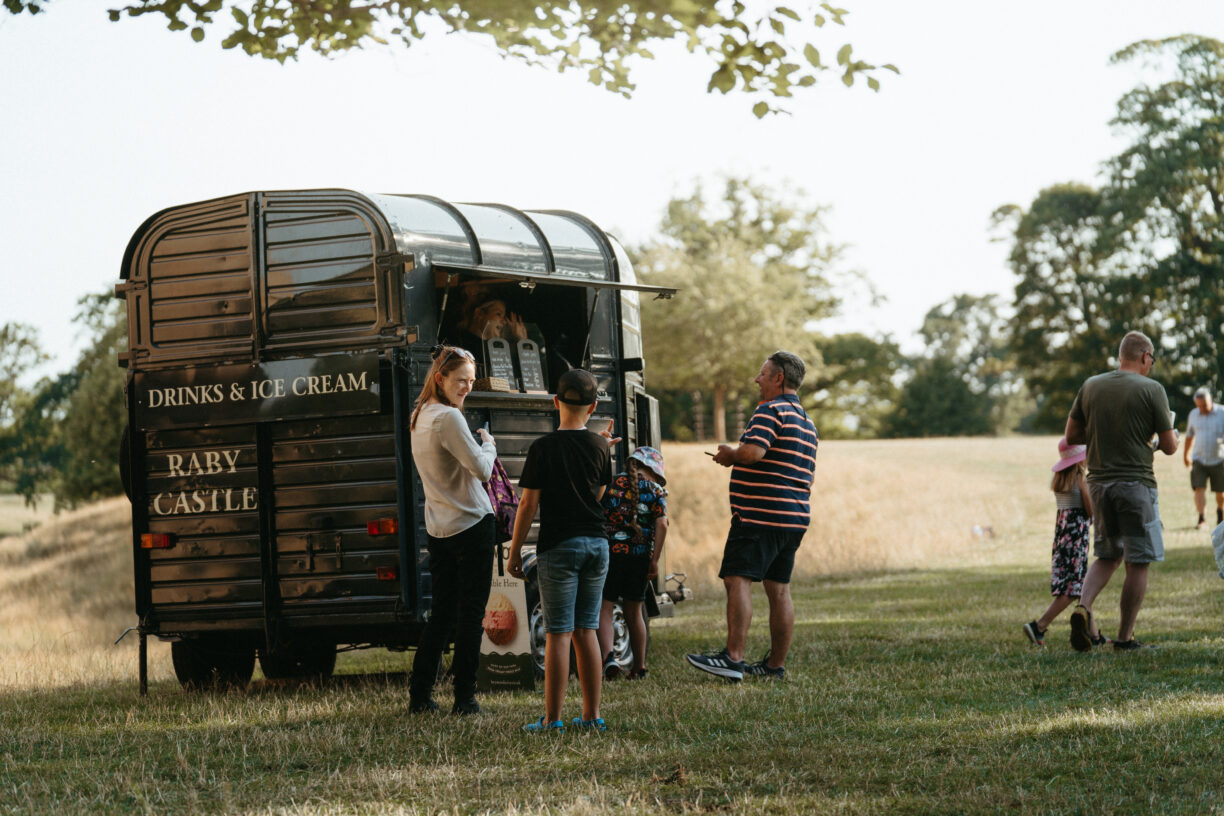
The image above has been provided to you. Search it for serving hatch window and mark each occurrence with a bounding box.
[434,273,594,393]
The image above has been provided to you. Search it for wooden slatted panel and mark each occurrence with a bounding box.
[270,415,402,615]
[143,207,256,359]
[143,425,262,621]
[263,210,380,347]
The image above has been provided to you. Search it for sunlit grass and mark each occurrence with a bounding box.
[1,438,1222,813]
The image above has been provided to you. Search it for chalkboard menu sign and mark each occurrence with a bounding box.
[517,340,547,393]
[486,338,518,387]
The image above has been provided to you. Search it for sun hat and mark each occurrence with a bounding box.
[628,446,666,485]
[1052,436,1087,473]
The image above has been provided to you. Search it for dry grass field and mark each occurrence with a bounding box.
[0,493,54,537]
[664,436,1203,583]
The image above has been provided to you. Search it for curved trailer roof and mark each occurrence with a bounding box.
[368,193,673,297]
[121,189,675,297]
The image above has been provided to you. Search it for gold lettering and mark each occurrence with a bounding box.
[167,454,185,477]
[242,487,258,511]
[204,451,222,474]
[222,449,240,473]
[172,493,191,514]
[292,376,307,396]
[224,489,240,512]
[191,491,206,513]
[152,493,170,515]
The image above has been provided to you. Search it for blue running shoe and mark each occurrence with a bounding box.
[570,717,607,732]
[522,717,564,733]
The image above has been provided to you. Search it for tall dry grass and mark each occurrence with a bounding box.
[0,497,172,689]
[661,436,1202,586]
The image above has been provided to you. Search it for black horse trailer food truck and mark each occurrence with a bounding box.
[116,189,691,692]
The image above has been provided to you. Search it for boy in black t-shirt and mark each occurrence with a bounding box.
[508,369,615,732]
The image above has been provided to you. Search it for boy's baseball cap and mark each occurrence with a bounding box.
[557,369,598,406]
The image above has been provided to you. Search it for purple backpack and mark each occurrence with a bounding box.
[484,457,519,543]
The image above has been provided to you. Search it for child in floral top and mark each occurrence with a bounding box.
[1022,437,1095,647]
[597,446,669,680]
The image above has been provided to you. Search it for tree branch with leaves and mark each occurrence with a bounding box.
[5,0,898,116]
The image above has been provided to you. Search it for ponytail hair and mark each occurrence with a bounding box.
[410,345,475,430]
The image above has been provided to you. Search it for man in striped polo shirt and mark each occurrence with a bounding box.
[686,350,818,681]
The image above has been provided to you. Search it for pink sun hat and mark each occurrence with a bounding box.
[1052,436,1087,472]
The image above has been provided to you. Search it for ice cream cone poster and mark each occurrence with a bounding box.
[478,547,533,691]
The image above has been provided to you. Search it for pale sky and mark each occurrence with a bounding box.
[2,1,1221,378]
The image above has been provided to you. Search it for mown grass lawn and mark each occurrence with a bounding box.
[4,537,1224,815]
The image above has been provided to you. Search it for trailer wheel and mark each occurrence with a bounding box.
[171,637,255,691]
[525,583,641,680]
[259,642,337,683]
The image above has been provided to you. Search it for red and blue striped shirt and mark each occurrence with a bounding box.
[729,394,818,530]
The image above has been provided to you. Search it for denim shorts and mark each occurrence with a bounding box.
[535,536,609,633]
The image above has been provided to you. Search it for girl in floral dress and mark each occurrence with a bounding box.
[1023,437,1095,647]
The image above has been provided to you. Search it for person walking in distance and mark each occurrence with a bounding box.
[686,350,817,681]
[1066,331,1178,652]
[1183,387,1224,531]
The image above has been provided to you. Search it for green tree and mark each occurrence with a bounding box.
[637,177,843,440]
[54,294,128,506]
[993,185,1131,431]
[0,323,49,492]
[807,332,900,438]
[1105,35,1224,402]
[996,36,1224,426]
[6,294,127,508]
[884,356,993,438]
[5,0,897,116]
[883,294,1028,437]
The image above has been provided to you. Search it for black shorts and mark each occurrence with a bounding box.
[602,555,652,603]
[1191,461,1224,492]
[718,520,803,583]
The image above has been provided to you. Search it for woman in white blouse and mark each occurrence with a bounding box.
[408,345,497,715]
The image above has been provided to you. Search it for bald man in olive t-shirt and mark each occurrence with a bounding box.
[1065,330,1178,652]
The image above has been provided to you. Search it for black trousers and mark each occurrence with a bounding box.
[410,514,495,702]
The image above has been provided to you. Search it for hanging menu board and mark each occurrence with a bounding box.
[517,340,547,393]
[485,338,518,388]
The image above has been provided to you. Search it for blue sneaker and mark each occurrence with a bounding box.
[522,717,564,734]
[570,716,607,732]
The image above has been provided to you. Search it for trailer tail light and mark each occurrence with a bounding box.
[376,566,397,581]
[367,518,398,536]
[141,533,175,549]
